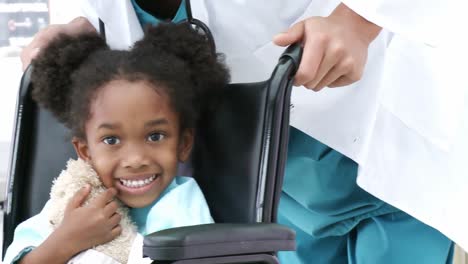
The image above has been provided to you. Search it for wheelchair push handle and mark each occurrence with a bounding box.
[279,43,303,78]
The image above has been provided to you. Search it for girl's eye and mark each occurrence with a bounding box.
[103,136,120,145]
[148,133,165,142]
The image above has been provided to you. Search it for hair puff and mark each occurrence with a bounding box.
[31,33,108,125]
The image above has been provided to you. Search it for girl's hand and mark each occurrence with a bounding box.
[273,3,382,91]
[19,186,122,264]
[53,186,122,256]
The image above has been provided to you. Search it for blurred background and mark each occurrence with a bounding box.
[0,0,81,197]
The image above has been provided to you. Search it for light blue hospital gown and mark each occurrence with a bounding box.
[3,176,213,264]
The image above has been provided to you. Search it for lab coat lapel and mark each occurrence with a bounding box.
[93,0,143,49]
[190,0,209,26]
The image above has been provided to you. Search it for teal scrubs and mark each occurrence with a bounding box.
[131,0,187,26]
[277,127,453,263]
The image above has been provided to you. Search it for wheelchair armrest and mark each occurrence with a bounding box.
[143,223,296,261]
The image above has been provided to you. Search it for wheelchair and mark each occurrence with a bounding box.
[2,31,302,263]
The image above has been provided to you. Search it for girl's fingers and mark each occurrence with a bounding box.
[103,200,119,217]
[110,225,123,239]
[92,188,117,208]
[65,185,91,212]
[109,213,122,228]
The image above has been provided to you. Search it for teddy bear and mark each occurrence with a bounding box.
[48,158,137,264]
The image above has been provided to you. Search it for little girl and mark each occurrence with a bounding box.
[4,23,230,263]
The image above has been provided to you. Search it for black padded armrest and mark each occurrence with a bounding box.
[143,223,296,261]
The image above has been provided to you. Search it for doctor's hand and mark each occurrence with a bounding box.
[273,3,381,91]
[20,17,97,71]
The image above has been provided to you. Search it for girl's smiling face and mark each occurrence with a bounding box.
[73,79,193,208]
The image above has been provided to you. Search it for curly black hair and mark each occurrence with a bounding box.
[31,23,230,139]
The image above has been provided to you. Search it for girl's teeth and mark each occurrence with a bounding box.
[120,175,157,188]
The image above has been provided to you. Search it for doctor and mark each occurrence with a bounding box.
[20,0,467,263]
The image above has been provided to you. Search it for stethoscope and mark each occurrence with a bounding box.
[184,0,216,53]
[98,0,216,54]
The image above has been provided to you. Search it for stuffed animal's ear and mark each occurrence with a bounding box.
[72,137,91,162]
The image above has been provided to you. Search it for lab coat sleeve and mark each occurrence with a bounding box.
[341,0,467,47]
[77,0,144,49]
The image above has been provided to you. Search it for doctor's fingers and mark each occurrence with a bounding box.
[293,33,329,86]
[329,54,366,88]
[273,21,305,47]
[273,18,337,86]
[302,42,346,90]
[311,55,364,91]
[21,24,62,70]
[20,17,96,70]
[328,75,357,88]
[306,65,343,91]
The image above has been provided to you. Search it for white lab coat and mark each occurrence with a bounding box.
[79,0,468,251]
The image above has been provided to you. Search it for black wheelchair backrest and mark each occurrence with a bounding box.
[193,45,301,223]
